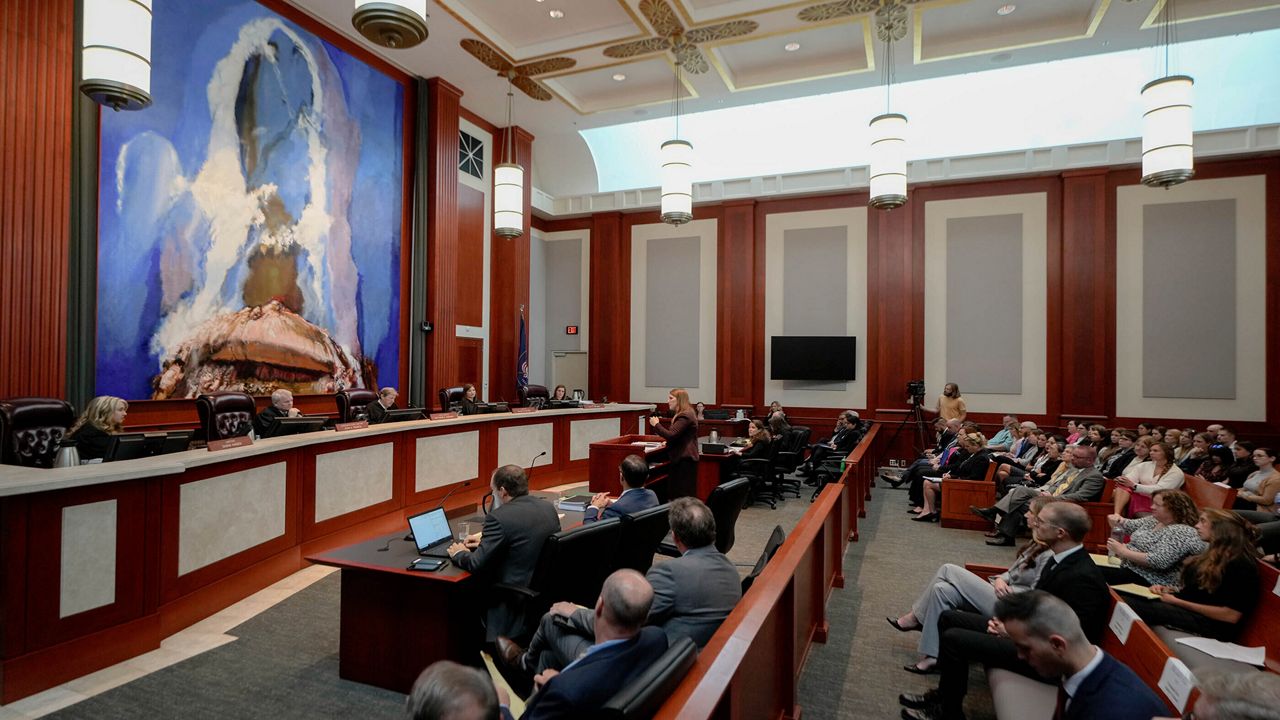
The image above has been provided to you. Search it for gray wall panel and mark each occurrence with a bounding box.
[945,214,1023,394]
[645,236,700,388]
[1142,200,1236,399]
[781,226,849,391]
[544,238,582,363]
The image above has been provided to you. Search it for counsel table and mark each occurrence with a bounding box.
[587,434,740,501]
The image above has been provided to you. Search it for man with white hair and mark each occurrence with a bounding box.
[254,388,302,436]
[366,386,399,424]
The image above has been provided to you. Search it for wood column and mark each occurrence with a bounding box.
[1060,169,1112,420]
[866,204,921,416]
[489,126,534,404]
[425,79,462,409]
[589,212,628,402]
[719,200,757,407]
[0,0,73,399]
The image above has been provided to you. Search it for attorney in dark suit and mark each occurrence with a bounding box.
[900,501,1110,720]
[649,388,699,499]
[584,454,658,523]
[997,591,1166,720]
[977,444,1105,546]
[364,387,398,424]
[518,570,669,720]
[448,465,560,641]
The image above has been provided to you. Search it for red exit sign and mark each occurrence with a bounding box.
[565,325,579,335]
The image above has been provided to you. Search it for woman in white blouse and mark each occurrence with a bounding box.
[1112,442,1185,516]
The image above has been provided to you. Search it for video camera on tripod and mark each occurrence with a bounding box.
[906,380,926,405]
[890,380,931,457]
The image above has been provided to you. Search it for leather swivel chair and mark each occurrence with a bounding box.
[740,525,786,594]
[335,388,378,422]
[518,384,549,408]
[0,397,75,468]
[195,391,255,441]
[438,386,465,412]
[657,477,751,558]
[615,503,671,574]
[599,637,698,719]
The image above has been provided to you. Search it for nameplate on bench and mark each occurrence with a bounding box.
[429,412,458,421]
[208,436,253,452]
[580,403,606,409]
[510,407,537,414]
[335,420,368,432]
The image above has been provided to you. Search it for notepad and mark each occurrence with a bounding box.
[1089,553,1121,567]
[1112,583,1159,600]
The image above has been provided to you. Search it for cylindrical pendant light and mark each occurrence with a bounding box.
[1141,75,1194,188]
[352,1,428,49]
[660,139,693,226]
[494,163,524,238]
[80,0,153,111]
[868,113,908,210]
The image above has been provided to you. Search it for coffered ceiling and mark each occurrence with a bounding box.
[287,0,1280,195]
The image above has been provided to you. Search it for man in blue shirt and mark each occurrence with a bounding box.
[583,454,658,523]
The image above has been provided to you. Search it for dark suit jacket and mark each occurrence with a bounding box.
[253,405,288,437]
[1034,546,1110,643]
[1102,448,1136,479]
[583,487,658,523]
[522,626,669,720]
[950,448,993,480]
[934,430,957,455]
[1065,651,1168,720]
[450,494,560,640]
[653,410,699,463]
[70,424,113,460]
[646,545,741,646]
[364,400,392,424]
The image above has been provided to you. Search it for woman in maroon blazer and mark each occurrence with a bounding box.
[649,388,700,499]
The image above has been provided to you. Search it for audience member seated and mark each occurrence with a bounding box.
[1161,670,1280,720]
[1121,435,1153,475]
[995,591,1167,720]
[1102,489,1205,587]
[991,429,1048,489]
[934,383,966,423]
[1063,419,1083,445]
[253,389,301,437]
[1177,431,1213,475]
[898,501,1111,720]
[584,454,658,524]
[915,432,992,523]
[497,497,739,676]
[1171,428,1194,463]
[995,437,1065,495]
[517,570,669,720]
[365,387,398,424]
[66,395,128,461]
[1233,446,1280,511]
[1225,441,1258,489]
[883,417,959,488]
[972,444,1104,546]
[1111,441,1184,516]
[993,422,1041,467]
[800,410,860,477]
[405,660,499,720]
[1215,426,1239,451]
[985,415,1018,452]
[1124,508,1261,642]
[1099,429,1137,478]
[448,465,560,642]
[902,421,979,509]
[459,383,481,415]
[1162,428,1182,455]
[767,409,791,437]
[1196,445,1235,485]
[889,496,1055,674]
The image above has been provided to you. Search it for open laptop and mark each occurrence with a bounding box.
[407,507,454,558]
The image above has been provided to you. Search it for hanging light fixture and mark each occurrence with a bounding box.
[868,4,908,210]
[1141,0,1193,188]
[494,77,524,239]
[80,0,154,111]
[352,1,428,49]
[660,58,693,226]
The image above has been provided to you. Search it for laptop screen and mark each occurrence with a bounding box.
[407,508,452,551]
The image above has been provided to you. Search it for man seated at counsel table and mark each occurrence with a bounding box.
[365,386,398,424]
[516,570,669,720]
[448,465,560,642]
[496,497,740,675]
[900,501,1110,720]
[971,444,1104,547]
[254,388,301,437]
[799,410,864,479]
[583,454,658,523]
[995,591,1166,720]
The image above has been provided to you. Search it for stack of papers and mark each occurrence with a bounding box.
[557,494,594,512]
[1112,583,1159,600]
[1175,637,1267,666]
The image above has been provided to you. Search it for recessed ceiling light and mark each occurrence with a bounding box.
[612,73,626,81]
[784,42,800,52]
[996,4,1016,15]
[549,9,564,19]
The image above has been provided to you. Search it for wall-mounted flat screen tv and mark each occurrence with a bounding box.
[770,336,856,381]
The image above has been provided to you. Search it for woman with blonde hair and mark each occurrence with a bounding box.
[649,388,700,498]
[914,432,991,522]
[67,395,129,460]
[1104,488,1205,587]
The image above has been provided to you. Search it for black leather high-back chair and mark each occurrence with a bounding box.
[518,384,549,407]
[599,637,698,719]
[438,386,465,411]
[616,503,671,574]
[706,477,751,554]
[335,388,378,422]
[741,525,786,594]
[0,397,75,468]
[195,391,255,441]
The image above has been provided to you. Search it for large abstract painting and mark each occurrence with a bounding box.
[97,0,405,400]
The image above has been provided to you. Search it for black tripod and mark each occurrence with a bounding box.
[887,394,931,459]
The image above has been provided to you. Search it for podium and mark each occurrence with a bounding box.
[587,434,733,502]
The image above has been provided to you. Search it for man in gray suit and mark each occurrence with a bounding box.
[495,496,741,675]
[975,444,1105,546]
[449,464,560,641]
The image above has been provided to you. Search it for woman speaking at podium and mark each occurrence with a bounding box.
[650,388,699,499]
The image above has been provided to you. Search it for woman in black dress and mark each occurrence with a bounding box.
[459,383,481,415]
[67,395,129,461]
[649,388,699,499]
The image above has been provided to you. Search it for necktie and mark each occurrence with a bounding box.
[1052,469,1079,496]
[1037,556,1058,588]
[1053,684,1069,720]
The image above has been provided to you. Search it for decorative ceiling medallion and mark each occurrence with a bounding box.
[603,0,758,75]
[460,38,575,101]
[798,0,926,24]
[874,3,908,43]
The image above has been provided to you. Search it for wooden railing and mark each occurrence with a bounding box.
[837,423,882,541]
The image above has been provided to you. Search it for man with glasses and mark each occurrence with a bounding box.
[972,444,1104,547]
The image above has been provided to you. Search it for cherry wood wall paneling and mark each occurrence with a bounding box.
[719,201,757,407]
[457,341,484,391]
[488,127,534,405]
[456,184,486,328]
[0,0,72,399]
[867,202,920,417]
[426,79,464,409]
[588,212,629,402]
[1061,170,1112,420]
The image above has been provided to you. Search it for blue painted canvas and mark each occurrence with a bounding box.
[97,0,404,400]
